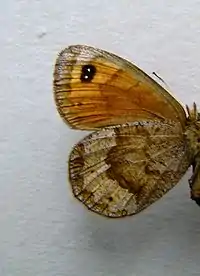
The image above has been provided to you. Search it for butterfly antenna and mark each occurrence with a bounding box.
[152,72,171,90]
[186,102,198,121]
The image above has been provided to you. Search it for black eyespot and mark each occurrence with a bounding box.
[197,138,200,143]
[80,64,96,82]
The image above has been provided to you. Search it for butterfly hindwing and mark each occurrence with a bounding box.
[69,120,190,217]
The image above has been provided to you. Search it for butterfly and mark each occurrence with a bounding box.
[53,45,200,218]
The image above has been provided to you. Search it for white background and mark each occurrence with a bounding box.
[1,1,200,275]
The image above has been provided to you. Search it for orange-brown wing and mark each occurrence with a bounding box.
[53,45,186,130]
[69,121,190,218]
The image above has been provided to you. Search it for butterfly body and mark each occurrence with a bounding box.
[53,45,200,218]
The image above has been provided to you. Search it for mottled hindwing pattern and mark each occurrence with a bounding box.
[69,121,191,218]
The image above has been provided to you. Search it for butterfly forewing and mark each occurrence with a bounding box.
[69,121,190,218]
[54,45,186,130]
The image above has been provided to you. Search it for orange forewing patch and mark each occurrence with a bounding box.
[54,45,186,130]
